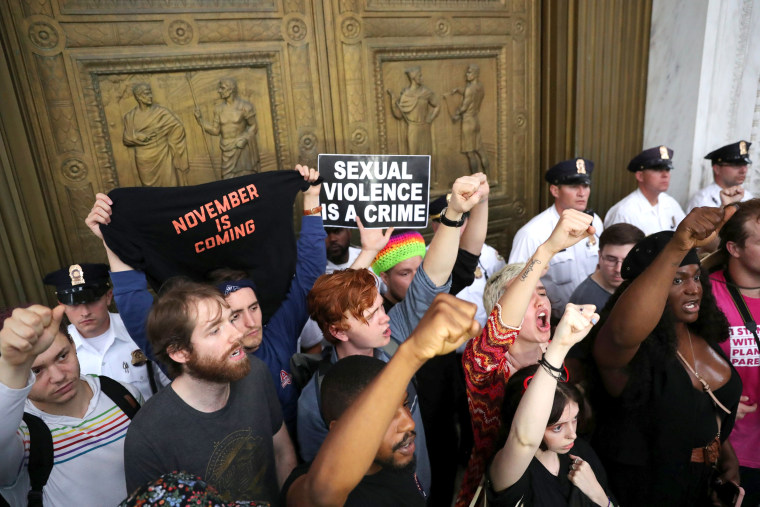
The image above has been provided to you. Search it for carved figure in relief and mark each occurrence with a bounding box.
[194,78,260,179]
[122,83,189,186]
[447,64,489,174]
[387,66,441,155]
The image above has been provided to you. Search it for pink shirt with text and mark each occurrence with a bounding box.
[710,270,760,468]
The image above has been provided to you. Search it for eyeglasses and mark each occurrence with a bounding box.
[601,255,624,267]
[522,365,570,393]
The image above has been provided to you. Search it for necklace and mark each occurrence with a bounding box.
[676,329,731,415]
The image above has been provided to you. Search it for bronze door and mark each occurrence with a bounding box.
[0,0,539,304]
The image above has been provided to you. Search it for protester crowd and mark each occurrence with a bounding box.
[0,141,758,507]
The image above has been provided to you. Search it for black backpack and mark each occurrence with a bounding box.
[0,376,140,507]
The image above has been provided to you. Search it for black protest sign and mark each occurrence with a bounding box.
[101,171,309,320]
[318,154,430,228]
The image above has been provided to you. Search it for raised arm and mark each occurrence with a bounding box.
[263,165,327,361]
[0,305,65,487]
[489,304,598,492]
[347,216,393,270]
[286,294,480,506]
[499,209,595,327]
[425,173,488,286]
[458,177,490,256]
[86,194,159,364]
[0,305,64,390]
[593,206,735,394]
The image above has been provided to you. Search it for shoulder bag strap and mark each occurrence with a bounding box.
[722,270,760,352]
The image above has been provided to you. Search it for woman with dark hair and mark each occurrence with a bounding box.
[458,209,597,506]
[591,207,743,506]
[487,304,615,506]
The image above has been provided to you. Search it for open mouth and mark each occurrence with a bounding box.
[537,311,550,331]
[683,300,700,314]
[229,347,245,360]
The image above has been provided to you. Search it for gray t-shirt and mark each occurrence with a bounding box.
[124,356,282,503]
[568,275,612,312]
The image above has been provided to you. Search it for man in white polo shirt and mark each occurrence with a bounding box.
[43,263,168,400]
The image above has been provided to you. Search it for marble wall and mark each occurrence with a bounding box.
[644,0,760,206]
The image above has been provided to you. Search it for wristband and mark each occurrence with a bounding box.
[303,205,322,216]
[439,207,466,227]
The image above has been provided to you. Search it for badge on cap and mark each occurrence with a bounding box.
[69,264,84,286]
[740,141,748,155]
[659,146,669,160]
[576,158,586,174]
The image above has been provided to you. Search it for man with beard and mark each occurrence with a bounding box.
[324,227,359,272]
[123,281,296,504]
[86,165,324,439]
[282,294,480,506]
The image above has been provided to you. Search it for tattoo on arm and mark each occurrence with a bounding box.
[520,259,542,281]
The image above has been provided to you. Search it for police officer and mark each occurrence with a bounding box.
[508,158,603,320]
[686,140,754,211]
[604,145,685,235]
[43,263,168,399]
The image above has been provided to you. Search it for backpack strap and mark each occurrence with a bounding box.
[98,375,140,419]
[21,413,52,507]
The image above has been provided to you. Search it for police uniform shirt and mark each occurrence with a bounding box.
[68,313,169,400]
[686,182,754,213]
[508,205,603,319]
[456,243,506,328]
[604,188,685,236]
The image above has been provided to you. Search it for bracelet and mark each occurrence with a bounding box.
[538,361,564,381]
[538,353,563,372]
[538,356,569,382]
[439,206,466,227]
[303,205,322,216]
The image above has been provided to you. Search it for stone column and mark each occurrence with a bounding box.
[643,0,760,206]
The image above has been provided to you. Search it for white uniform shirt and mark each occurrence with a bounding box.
[604,188,685,236]
[68,313,169,400]
[456,244,507,328]
[508,205,603,319]
[686,182,754,212]
[0,375,142,507]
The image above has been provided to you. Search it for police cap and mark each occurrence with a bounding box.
[545,158,593,186]
[704,140,752,166]
[627,146,674,172]
[42,263,111,305]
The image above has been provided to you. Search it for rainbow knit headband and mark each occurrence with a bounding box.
[371,231,426,274]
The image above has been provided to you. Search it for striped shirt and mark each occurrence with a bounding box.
[1,374,142,507]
